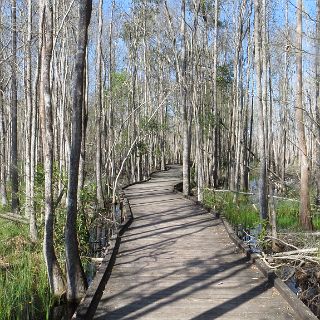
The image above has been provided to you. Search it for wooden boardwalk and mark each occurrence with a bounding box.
[93,165,296,319]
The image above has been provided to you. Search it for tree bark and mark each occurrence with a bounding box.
[212,0,219,188]
[315,0,320,204]
[95,0,104,209]
[0,65,7,206]
[181,0,190,196]
[281,0,289,193]
[26,0,37,241]
[295,0,313,230]
[78,49,89,205]
[65,0,92,302]
[11,0,19,213]
[254,0,268,220]
[0,8,7,207]
[107,0,116,197]
[39,0,66,297]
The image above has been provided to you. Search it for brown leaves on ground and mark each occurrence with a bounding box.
[7,235,33,252]
[0,257,10,269]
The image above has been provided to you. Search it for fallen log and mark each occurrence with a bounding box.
[265,235,299,250]
[0,213,28,224]
[270,255,320,264]
[272,248,318,257]
[278,232,320,237]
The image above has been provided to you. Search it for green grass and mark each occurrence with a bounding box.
[0,219,53,320]
[275,201,300,230]
[313,215,320,230]
[203,189,260,229]
[275,201,320,231]
[203,189,320,231]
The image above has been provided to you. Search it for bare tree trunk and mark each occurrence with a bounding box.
[78,49,89,204]
[315,0,320,205]
[107,0,116,197]
[242,14,252,191]
[295,0,312,230]
[262,0,269,170]
[95,0,104,209]
[39,0,65,297]
[11,0,19,213]
[212,0,219,188]
[0,4,6,207]
[26,0,37,241]
[232,0,246,192]
[269,184,277,250]
[158,58,166,170]
[181,0,190,196]
[254,0,268,220]
[65,0,92,302]
[0,56,7,206]
[281,0,289,193]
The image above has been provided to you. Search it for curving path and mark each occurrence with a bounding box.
[93,165,295,319]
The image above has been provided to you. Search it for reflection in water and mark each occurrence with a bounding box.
[50,302,77,320]
[49,261,97,319]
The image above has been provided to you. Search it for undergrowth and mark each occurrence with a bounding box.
[275,201,300,230]
[203,189,320,231]
[313,216,320,230]
[276,201,320,231]
[0,219,52,320]
[0,165,113,320]
[203,189,259,229]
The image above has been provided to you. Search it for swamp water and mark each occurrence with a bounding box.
[49,205,122,320]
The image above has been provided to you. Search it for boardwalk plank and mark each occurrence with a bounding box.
[94,165,296,320]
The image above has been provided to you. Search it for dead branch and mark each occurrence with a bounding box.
[0,213,28,224]
[270,255,320,264]
[265,235,299,250]
[272,248,319,257]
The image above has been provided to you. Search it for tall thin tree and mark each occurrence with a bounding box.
[181,0,191,196]
[39,0,66,296]
[295,0,313,230]
[65,0,92,302]
[95,0,104,209]
[11,0,19,213]
[0,5,7,206]
[254,0,268,220]
[315,0,320,205]
[26,0,37,241]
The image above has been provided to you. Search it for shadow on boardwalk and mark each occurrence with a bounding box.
[93,165,295,320]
